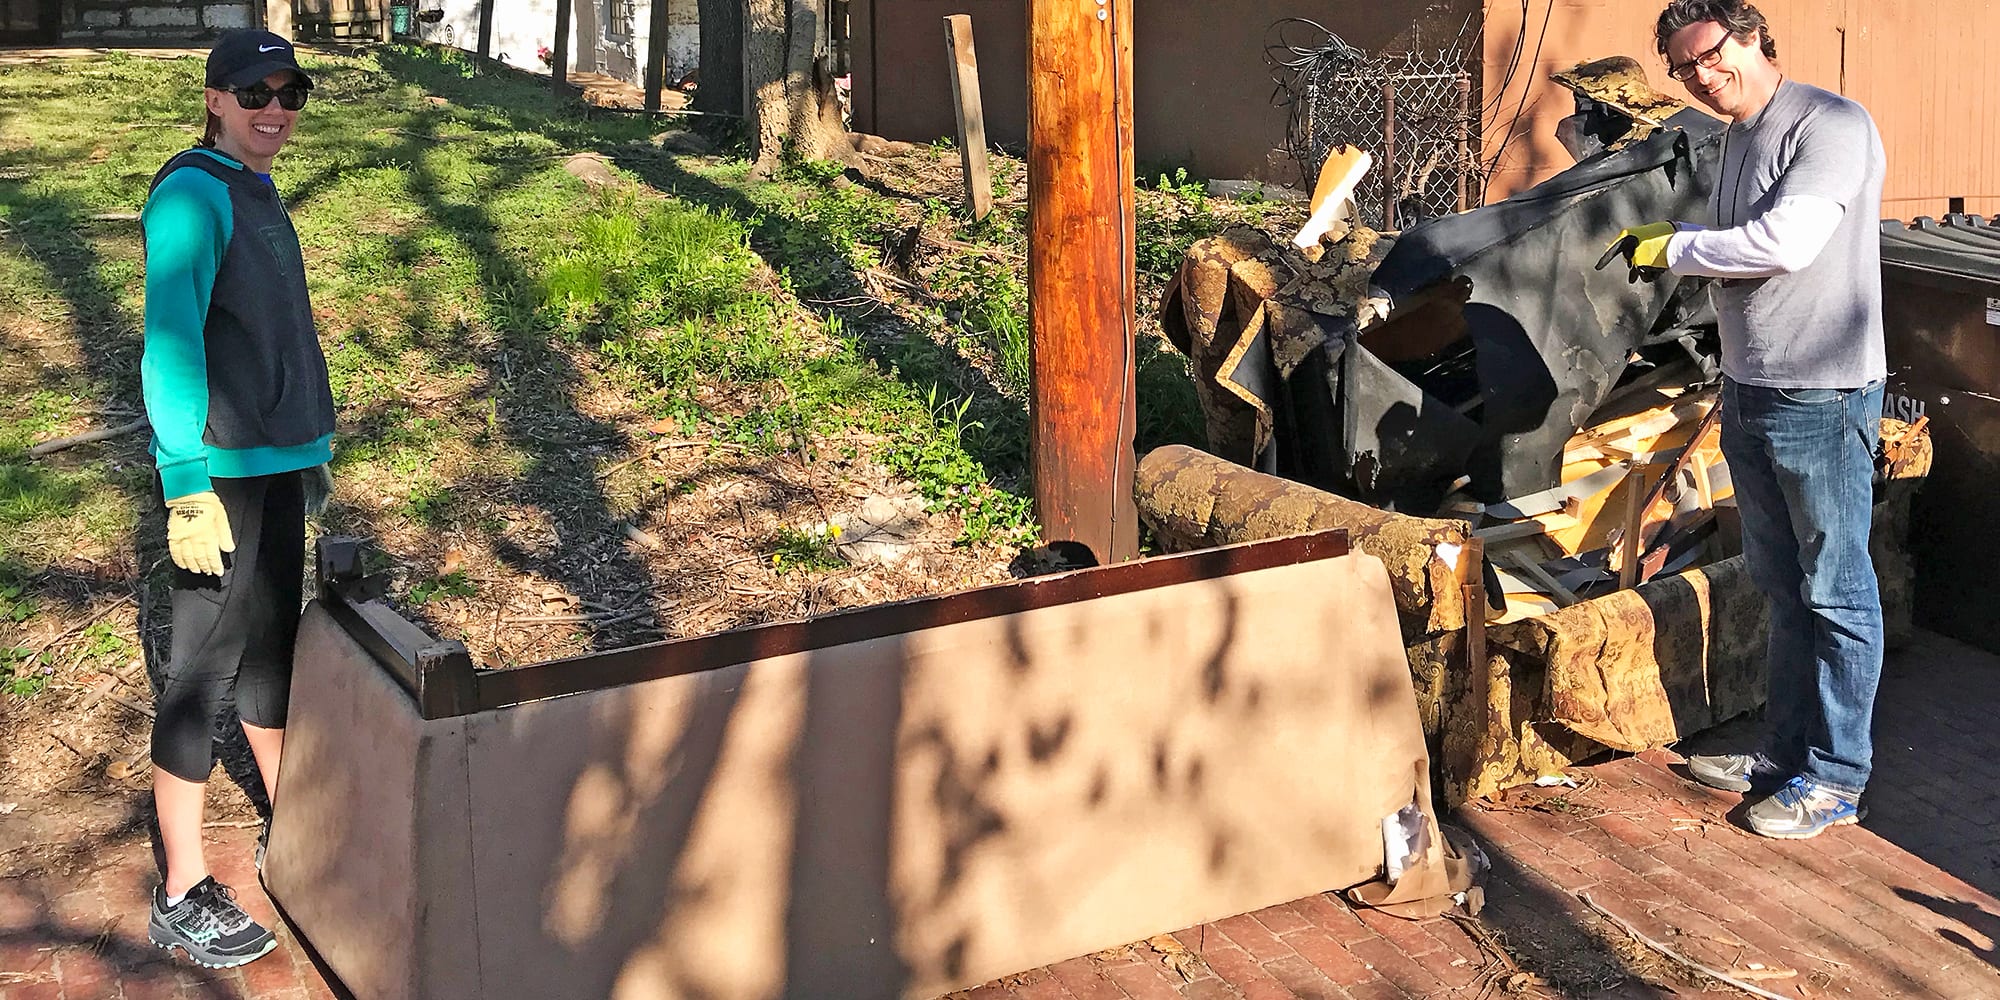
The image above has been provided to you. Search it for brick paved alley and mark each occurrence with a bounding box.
[6,627,1999,999]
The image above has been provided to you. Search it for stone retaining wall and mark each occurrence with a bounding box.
[63,1,257,41]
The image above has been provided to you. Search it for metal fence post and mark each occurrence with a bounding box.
[1455,73,1472,212]
[1381,75,1397,231]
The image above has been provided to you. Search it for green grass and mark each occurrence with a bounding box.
[0,41,1048,607]
[0,42,1250,621]
[720,144,1220,492]
[0,462,138,573]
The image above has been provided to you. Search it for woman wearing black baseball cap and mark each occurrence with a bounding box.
[138,28,334,968]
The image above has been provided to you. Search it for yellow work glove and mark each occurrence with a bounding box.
[1596,222,1680,282]
[165,491,235,577]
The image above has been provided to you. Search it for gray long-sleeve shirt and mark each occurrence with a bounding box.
[1665,79,1887,388]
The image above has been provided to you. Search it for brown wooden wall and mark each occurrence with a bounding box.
[1482,0,2000,217]
[856,1,2000,218]
[849,0,1476,184]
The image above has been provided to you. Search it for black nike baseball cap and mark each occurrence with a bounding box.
[205,29,313,90]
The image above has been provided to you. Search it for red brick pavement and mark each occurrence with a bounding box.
[0,827,337,1000]
[9,631,1999,998]
[1456,628,2000,1000]
[2,825,1511,1000]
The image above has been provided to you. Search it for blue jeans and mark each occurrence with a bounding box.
[1720,376,1884,797]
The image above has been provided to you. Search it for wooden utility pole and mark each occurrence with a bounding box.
[1026,0,1139,564]
[943,15,993,222]
[644,0,673,113]
[552,0,573,96]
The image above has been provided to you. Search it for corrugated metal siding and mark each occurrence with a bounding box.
[1481,0,2000,217]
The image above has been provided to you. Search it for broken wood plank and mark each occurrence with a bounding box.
[1291,144,1372,254]
[1631,399,1724,565]
[1495,591,1562,624]
[1482,484,1567,520]
[1356,276,1470,363]
[1574,397,1711,446]
[1502,550,1581,607]
[1546,462,1645,556]
[1474,513,1579,544]
[944,15,994,222]
[1616,467,1646,590]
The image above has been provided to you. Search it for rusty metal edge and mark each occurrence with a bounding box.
[473,528,1352,715]
[314,531,1355,720]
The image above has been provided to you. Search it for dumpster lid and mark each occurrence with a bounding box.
[1880,216,2000,283]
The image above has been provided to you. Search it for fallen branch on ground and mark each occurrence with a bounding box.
[621,522,664,551]
[1441,911,1548,994]
[27,418,148,457]
[103,692,154,720]
[1578,891,1793,1000]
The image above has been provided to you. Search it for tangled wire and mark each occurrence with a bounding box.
[1266,17,1483,228]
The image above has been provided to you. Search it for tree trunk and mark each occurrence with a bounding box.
[745,0,855,173]
[694,0,744,118]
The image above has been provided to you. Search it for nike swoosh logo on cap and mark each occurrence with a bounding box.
[260,44,286,52]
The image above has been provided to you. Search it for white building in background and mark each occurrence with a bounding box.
[400,0,699,85]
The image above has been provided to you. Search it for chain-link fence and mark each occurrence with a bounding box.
[1268,19,1481,230]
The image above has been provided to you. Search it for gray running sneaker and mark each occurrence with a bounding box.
[1686,751,1789,793]
[255,819,269,875]
[148,876,277,968]
[1746,776,1863,840]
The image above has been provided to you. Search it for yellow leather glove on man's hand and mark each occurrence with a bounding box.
[1596,222,1680,282]
[166,491,235,577]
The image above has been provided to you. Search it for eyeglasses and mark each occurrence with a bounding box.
[1667,33,1732,82]
[227,83,311,111]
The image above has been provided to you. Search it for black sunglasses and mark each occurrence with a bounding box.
[1667,33,1733,82]
[228,83,311,111]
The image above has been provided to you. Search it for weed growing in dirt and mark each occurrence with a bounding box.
[1136,167,1225,277]
[74,619,130,667]
[769,522,844,574]
[0,645,51,698]
[881,389,1035,547]
[409,569,477,605]
[0,581,36,624]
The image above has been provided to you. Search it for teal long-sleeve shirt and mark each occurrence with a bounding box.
[141,149,332,500]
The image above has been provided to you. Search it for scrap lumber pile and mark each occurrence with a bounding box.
[1453,379,1732,623]
[1134,425,1931,804]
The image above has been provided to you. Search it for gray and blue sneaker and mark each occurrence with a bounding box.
[1745,776,1863,840]
[1686,751,1790,794]
[148,876,277,968]
[255,819,269,875]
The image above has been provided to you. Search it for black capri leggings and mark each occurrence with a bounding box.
[152,471,305,782]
